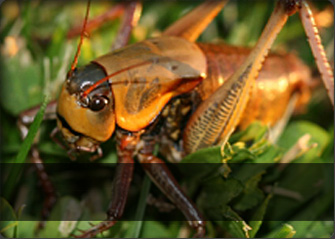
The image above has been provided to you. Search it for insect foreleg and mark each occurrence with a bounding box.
[107,146,134,222]
[75,156,134,238]
[75,131,136,238]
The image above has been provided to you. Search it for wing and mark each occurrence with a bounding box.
[93,37,207,131]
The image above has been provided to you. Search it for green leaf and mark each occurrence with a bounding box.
[266,223,296,238]
[16,221,37,238]
[233,171,265,211]
[198,177,243,220]
[179,146,222,181]
[0,198,18,238]
[248,194,272,238]
[221,206,252,238]
[222,143,257,163]
[230,146,281,184]
[320,126,334,163]
[289,191,334,238]
[277,121,329,162]
[0,51,43,115]
[140,221,172,238]
[229,121,268,144]
[266,164,332,221]
[181,146,222,164]
[298,221,334,238]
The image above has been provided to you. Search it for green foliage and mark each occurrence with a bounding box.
[0,198,18,238]
[266,223,296,238]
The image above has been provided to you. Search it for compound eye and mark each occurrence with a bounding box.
[89,95,109,112]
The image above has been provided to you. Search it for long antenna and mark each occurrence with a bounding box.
[68,0,91,79]
[81,61,151,97]
[81,61,203,98]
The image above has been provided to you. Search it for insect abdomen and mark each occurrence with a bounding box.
[196,43,311,128]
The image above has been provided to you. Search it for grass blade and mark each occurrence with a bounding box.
[3,96,49,199]
[126,175,151,238]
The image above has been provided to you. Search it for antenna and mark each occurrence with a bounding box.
[68,0,91,79]
[81,61,151,97]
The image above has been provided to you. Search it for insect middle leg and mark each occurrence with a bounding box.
[75,130,205,238]
[138,137,205,238]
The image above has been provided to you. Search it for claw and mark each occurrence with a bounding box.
[73,221,117,238]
